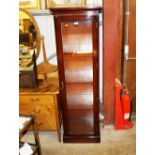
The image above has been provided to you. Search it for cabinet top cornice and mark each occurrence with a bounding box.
[50,6,102,15]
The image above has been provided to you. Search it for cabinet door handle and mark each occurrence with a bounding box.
[61,81,64,90]
[30,98,39,102]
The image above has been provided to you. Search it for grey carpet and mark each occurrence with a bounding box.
[21,121,136,155]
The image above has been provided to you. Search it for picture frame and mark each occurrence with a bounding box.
[19,0,42,10]
[46,0,86,9]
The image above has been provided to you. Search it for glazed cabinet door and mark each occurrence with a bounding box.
[54,12,100,143]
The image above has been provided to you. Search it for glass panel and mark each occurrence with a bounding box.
[61,20,92,54]
[61,19,94,134]
[61,20,93,83]
[68,109,94,135]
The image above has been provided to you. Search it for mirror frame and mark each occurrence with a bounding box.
[19,8,41,60]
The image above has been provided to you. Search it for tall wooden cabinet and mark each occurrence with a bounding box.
[50,7,101,143]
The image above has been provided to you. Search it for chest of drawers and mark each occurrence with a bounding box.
[19,75,62,142]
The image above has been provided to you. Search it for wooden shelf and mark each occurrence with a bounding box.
[66,83,93,109]
[66,83,93,95]
[68,109,94,135]
[64,53,93,83]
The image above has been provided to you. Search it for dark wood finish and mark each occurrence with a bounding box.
[19,51,38,88]
[103,0,119,124]
[120,0,136,112]
[51,7,101,143]
[19,32,33,47]
[117,0,124,79]
[64,54,93,83]
[50,6,102,15]
[66,83,93,109]
[63,135,100,143]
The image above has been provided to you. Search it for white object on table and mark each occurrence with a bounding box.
[19,143,33,155]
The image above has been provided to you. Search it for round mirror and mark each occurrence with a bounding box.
[19,8,40,62]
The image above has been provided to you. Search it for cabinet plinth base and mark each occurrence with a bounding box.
[63,135,100,143]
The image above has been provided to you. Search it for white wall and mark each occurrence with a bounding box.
[30,10,57,65]
[99,13,103,104]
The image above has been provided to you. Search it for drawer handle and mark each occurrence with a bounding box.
[74,22,79,26]
[33,109,41,114]
[30,98,39,102]
[37,122,43,126]
[47,106,53,111]
[61,81,63,90]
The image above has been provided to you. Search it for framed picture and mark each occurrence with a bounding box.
[19,0,41,10]
[46,0,86,8]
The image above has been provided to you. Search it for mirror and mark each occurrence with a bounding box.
[19,8,58,87]
[19,8,40,63]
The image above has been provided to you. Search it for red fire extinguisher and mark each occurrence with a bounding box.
[115,79,133,129]
[121,90,130,123]
[121,87,133,128]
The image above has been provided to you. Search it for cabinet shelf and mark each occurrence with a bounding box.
[68,109,94,135]
[64,53,93,83]
[66,83,93,109]
[66,83,93,95]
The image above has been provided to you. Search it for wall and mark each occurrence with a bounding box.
[117,0,136,112]
[30,10,57,65]
[103,0,119,124]
[126,0,136,112]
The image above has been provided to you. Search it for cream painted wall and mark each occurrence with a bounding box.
[99,13,103,104]
[30,10,57,65]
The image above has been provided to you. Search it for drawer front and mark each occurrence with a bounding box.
[19,105,57,130]
[36,106,57,130]
[19,95,55,107]
[19,105,34,115]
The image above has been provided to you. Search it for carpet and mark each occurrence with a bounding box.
[22,121,136,155]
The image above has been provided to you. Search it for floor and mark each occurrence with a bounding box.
[21,120,136,155]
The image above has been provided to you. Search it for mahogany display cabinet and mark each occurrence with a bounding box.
[50,7,102,143]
